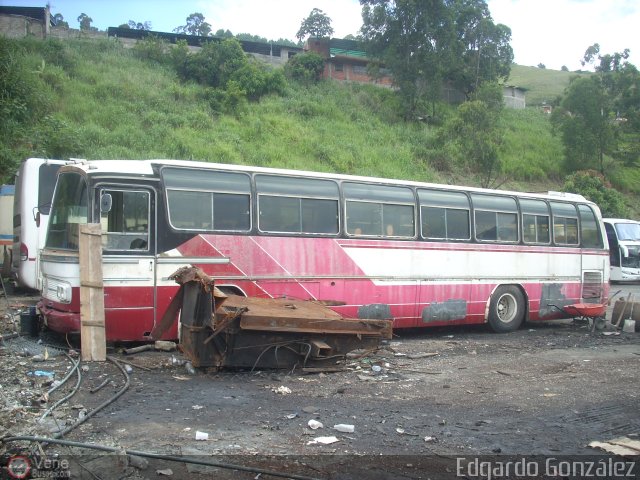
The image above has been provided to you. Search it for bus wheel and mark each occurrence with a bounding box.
[488,286,525,333]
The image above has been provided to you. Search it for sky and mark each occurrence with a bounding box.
[3,0,639,71]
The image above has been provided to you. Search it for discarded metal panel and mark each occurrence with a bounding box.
[154,266,393,370]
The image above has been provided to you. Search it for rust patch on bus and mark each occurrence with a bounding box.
[539,283,569,318]
[422,299,467,323]
[358,303,391,320]
[151,266,392,371]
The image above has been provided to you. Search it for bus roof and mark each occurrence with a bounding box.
[603,218,640,224]
[61,159,592,205]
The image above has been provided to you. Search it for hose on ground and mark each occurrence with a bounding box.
[1,435,323,480]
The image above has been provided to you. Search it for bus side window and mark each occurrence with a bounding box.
[101,190,150,251]
[578,204,602,248]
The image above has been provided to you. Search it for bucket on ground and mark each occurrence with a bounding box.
[20,307,39,337]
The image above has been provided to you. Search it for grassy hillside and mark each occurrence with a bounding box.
[2,36,637,217]
[507,64,589,106]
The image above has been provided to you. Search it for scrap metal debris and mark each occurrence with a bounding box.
[151,266,392,371]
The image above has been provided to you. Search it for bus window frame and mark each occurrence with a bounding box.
[255,174,340,236]
[550,202,580,247]
[418,188,471,241]
[471,194,519,244]
[519,198,551,245]
[98,186,152,253]
[257,193,340,236]
[343,182,416,239]
[161,167,252,234]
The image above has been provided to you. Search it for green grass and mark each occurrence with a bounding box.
[507,64,590,106]
[3,36,637,215]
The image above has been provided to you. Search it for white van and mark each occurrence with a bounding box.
[603,218,640,282]
[12,158,66,290]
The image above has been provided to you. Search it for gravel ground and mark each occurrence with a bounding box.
[1,288,639,479]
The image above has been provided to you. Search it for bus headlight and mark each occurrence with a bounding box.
[42,278,72,304]
[56,283,72,303]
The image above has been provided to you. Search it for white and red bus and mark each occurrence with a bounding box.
[38,160,609,341]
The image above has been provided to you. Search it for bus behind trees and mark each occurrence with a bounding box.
[38,160,609,341]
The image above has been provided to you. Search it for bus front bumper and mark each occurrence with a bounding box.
[37,301,80,334]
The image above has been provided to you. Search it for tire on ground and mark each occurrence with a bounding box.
[488,285,525,333]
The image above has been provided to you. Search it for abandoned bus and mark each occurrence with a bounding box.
[38,160,609,341]
[13,158,66,290]
[603,218,640,282]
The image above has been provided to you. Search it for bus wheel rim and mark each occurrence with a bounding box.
[497,293,517,323]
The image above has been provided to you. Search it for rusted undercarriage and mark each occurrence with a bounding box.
[150,267,393,370]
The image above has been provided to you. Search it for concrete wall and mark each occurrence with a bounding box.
[0,13,46,38]
[49,26,107,41]
[503,86,526,109]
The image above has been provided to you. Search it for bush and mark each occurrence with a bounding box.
[563,170,628,217]
[133,35,169,64]
[231,60,286,100]
[284,52,324,83]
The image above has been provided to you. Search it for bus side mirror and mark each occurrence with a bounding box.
[620,245,629,258]
[100,193,112,213]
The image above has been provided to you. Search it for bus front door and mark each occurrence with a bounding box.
[99,186,156,341]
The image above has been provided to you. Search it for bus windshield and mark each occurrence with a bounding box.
[46,172,88,250]
[615,222,640,241]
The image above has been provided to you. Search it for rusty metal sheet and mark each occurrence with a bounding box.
[158,266,393,370]
[221,295,392,338]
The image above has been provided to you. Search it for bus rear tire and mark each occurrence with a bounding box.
[488,285,525,333]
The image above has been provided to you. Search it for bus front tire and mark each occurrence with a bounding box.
[488,286,525,333]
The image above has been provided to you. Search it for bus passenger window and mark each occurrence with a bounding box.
[471,194,518,243]
[383,204,414,237]
[419,190,471,241]
[475,211,497,241]
[551,202,579,246]
[346,201,382,236]
[214,193,250,231]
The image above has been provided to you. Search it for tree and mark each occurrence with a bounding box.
[581,43,630,73]
[437,82,505,187]
[52,13,69,28]
[127,20,152,30]
[77,13,93,31]
[552,76,614,174]
[537,63,546,69]
[553,44,640,173]
[215,29,234,38]
[360,0,453,118]
[447,0,513,96]
[174,13,212,37]
[296,8,334,41]
[360,0,513,118]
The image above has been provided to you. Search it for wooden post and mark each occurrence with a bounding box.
[79,223,106,361]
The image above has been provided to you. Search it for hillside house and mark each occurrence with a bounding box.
[305,37,393,86]
[0,5,51,38]
[503,85,527,109]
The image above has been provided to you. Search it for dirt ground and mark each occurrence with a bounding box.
[1,288,639,479]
